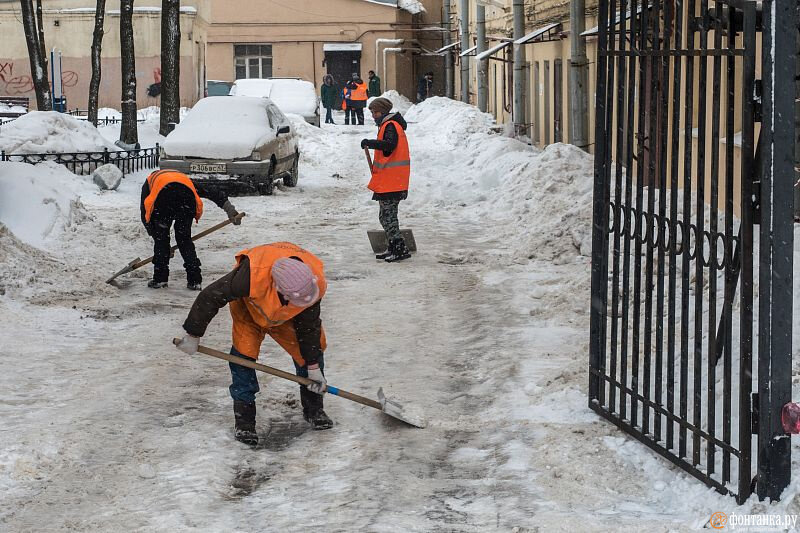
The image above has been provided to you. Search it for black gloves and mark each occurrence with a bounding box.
[360,139,371,149]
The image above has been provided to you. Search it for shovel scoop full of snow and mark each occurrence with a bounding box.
[173,339,427,428]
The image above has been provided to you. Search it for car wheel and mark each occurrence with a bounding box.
[284,152,299,187]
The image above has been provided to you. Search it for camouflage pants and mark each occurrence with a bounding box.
[378,199,402,244]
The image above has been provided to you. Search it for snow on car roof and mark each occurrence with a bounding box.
[230,78,317,118]
[162,96,275,160]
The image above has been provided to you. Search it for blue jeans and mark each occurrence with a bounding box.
[325,107,334,124]
[228,346,325,403]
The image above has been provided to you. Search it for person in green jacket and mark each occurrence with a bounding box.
[320,74,337,124]
[368,70,381,98]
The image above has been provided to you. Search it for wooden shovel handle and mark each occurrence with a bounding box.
[173,339,383,410]
[364,147,373,174]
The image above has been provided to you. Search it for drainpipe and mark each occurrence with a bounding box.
[444,1,454,99]
[476,3,488,112]
[512,0,526,136]
[459,0,470,103]
[376,38,404,81]
[569,0,589,150]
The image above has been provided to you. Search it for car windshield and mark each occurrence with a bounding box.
[206,81,232,96]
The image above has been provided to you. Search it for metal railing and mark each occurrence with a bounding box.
[1,144,160,176]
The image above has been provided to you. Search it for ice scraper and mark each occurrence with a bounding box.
[106,213,245,285]
[363,148,416,255]
[173,339,427,428]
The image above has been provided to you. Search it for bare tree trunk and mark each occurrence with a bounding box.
[35,0,47,78]
[88,0,106,126]
[160,0,180,136]
[19,0,51,110]
[119,0,139,146]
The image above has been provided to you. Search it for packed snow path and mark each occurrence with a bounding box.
[2,103,798,531]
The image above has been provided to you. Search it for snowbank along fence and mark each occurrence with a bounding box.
[589,0,793,504]
[1,144,160,176]
[67,109,146,126]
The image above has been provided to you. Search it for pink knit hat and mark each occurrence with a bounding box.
[271,258,320,307]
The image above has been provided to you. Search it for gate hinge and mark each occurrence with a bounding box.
[752,392,759,434]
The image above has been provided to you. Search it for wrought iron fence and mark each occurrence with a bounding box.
[0,145,160,176]
[589,0,793,504]
[67,110,146,126]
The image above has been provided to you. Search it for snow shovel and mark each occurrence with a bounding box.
[173,339,427,428]
[363,148,416,254]
[106,212,246,285]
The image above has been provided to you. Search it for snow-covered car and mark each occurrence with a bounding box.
[159,96,299,195]
[229,78,320,127]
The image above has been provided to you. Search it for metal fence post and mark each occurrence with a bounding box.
[103,147,109,165]
[757,0,794,501]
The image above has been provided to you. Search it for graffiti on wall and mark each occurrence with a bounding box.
[0,61,78,96]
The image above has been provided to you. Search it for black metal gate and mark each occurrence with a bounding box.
[589,0,794,503]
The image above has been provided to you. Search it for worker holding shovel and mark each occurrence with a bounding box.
[360,97,412,262]
[174,242,332,446]
[141,169,240,290]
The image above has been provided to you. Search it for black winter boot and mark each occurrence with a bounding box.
[385,239,411,263]
[300,387,333,430]
[233,400,258,446]
[148,280,168,289]
[375,241,393,260]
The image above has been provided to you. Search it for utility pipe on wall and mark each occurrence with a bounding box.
[476,4,488,112]
[569,0,589,150]
[459,0,470,103]
[444,1,454,99]
[376,38,404,80]
[512,0,526,135]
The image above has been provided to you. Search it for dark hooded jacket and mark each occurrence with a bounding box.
[362,112,409,201]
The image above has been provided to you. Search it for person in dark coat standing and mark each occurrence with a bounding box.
[320,74,337,124]
[346,73,369,126]
[417,71,434,102]
[141,170,240,290]
[367,70,381,97]
[360,97,411,262]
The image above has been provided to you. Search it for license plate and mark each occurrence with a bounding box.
[190,163,226,173]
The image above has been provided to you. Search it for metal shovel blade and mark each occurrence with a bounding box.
[377,387,427,428]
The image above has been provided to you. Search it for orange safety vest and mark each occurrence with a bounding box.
[350,82,368,101]
[229,242,328,364]
[368,119,410,194]
[143,170,203,223]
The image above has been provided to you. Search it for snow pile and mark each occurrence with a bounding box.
[398,0,425,14]
[162,97,274,159]
[369,89,414,114]
[0,223,61,296]
[0,162,90,249]
[0,111,114,154]
[405,96,494,147]
[92,163,123,191]
[0,103,26,115]
[97,108,122,120]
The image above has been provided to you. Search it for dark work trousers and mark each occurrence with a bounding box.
[344,106,354,125]
[228,346,325,413]
[150,185,201,285]
[352,106,365,125]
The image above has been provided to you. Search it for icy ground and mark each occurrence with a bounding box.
[0,99,799,532]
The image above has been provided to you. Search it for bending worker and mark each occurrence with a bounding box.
[175,241,332,446]
[141,169,240,290]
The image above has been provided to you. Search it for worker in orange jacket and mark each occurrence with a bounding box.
[346,73,369,125]
[175,242,332,446]
[140,169,240,289]
[360,97,411,262]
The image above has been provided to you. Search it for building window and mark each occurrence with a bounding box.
[234,44,273,79]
